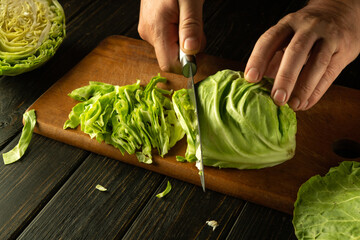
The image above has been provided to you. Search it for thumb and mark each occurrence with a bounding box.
[179,0,205,55]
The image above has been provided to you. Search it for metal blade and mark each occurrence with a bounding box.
[179,49,205,192]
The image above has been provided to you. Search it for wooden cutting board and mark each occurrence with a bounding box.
[28,35,360,214]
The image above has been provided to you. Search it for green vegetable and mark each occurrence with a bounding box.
[173,69,297,169]
[293,161,360,239]
[64,75,185,164]
[95,184,108,192]
[0,0,66,76]
[2,109,36,164]
[156,181,172,198]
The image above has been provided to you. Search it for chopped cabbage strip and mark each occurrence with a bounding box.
[2,109,36,164]
[156,181,172,198]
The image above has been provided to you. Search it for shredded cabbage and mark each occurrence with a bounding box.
[64,75,185,164]
[0,0,66,76]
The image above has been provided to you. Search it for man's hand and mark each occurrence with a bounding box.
[138,0,206,74]
[245,0,360,111]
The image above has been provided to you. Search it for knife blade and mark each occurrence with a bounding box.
[179,49,206,192]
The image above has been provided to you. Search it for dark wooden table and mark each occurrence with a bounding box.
[1,0,359,239]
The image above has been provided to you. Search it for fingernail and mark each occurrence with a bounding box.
[245,68,259,82]
[273,89,287,104]
[289,97,300,110]
[184,37,199,51]
[302,100,309,110]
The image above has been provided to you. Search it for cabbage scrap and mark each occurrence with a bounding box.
[206,220,219,231]
[2,109,36,164]
[156,181,172,198]
[64,75,185,164]
[0,0,66,76]
[173,70,297,169]
[95,184,108,192]
[293,161,360,239]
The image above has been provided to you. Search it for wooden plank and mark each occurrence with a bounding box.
[18,154,164,239]
[226,202,297,240]
[122,178,244,239]
[27,35,360,214]
[0,134,88,239]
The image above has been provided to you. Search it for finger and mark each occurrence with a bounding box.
[303,54,345,110]
[271,30,318,106]
[288,40,335,110]
[245,22,293,83]
[138,0,181,73]
[152,19,183,73]
[178,0,205,55]
[153,35,182,74]
[264,49,284,79]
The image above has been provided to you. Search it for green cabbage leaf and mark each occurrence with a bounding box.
[156,181,172,198]
[293,161,360,239]
[0,0,66,76]
[173,70,297,169]
[2,109,37,164]
[64,75,185,164]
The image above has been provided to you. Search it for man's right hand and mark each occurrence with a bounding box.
[138,0,206,74]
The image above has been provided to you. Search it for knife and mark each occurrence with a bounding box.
[179,49,206,192]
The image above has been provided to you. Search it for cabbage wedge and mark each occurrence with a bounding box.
[173,70,297,169]
[0,0,66,76]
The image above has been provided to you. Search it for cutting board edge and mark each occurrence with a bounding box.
[26,106,295,214]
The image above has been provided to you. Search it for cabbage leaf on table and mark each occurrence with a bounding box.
[293,161,360,240]
[64,75,185,164]
[2,109,37,164]
[0,0,66,76]
[173,70,297,169]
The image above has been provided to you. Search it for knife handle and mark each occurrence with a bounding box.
[179,49,197,77]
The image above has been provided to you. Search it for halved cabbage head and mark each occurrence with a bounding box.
[0,0,66,76]
[173,70,297,169]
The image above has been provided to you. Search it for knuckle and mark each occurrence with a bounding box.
[297,81,313,95]
[181,17,202,31]
[323,63,341,82]
[290,32,315,54]
[279,12,297,25]
[277,72,296,85]
[137,23,146,39]
[137,20,156,42]
[311,87,323,100]
[260,29,277,42]
[158,63,171,72]
[315,51,331,68]
[260,22,289,43]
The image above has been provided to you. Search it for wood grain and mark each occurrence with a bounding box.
[0,135,88,239]
[226,202,297,240]
[18,154,165,239]
[123,179,244,240]
[27,35,360,214]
